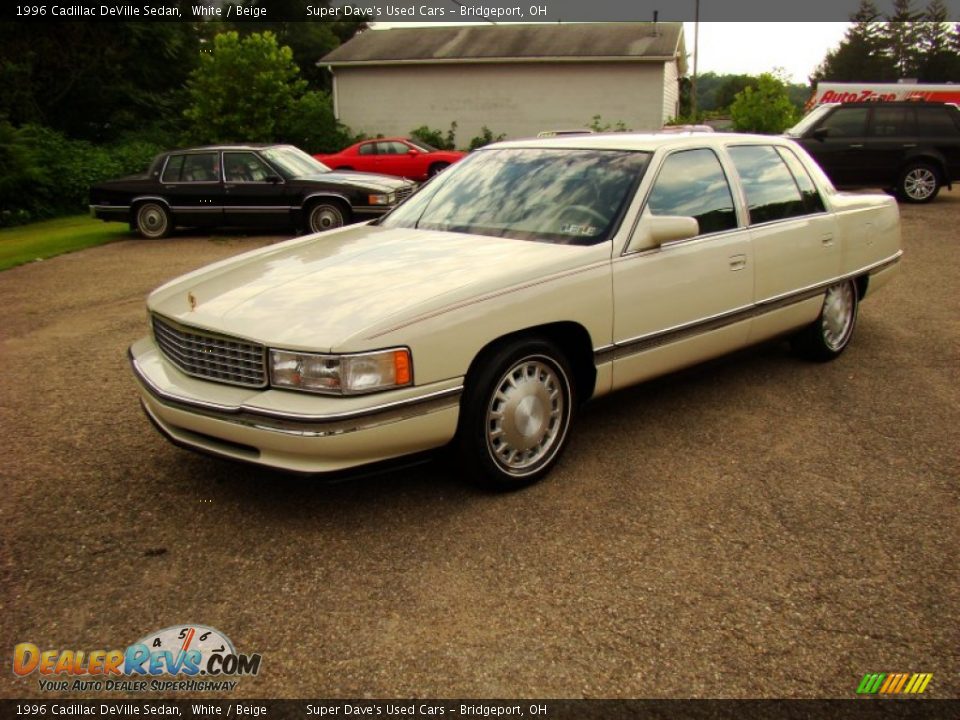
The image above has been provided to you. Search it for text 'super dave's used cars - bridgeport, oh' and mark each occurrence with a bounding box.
[128,133,902,489]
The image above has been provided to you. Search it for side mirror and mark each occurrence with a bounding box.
[811,127,829,141]
[407,149,420,156]
[265,175,282,184]
[627,215,699,253]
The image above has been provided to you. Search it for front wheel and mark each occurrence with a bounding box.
[134,202,171,239]
[306,201,348,234]
[458,339,576,490]
[897,162,941,203]
[791,279,859,361]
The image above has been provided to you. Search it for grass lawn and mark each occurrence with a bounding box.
[0,215,130,271]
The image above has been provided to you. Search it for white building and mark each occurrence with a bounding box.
[321,23,687,144]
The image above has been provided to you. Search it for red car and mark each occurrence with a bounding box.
[314,138,465,182]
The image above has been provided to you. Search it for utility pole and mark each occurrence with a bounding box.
[691,0,700,120]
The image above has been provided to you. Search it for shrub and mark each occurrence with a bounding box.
[588,115,631,133]
[730,73,799,134]
[410,122,457,150]
[280,91,357,154]
[468,127,506,151]
[0,121,162,227]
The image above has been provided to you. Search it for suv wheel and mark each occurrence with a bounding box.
[897,162,941,203]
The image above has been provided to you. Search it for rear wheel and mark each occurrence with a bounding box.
[458,339,576,490]
[134,202,171,239]
[306,200,349,234]
[791,279,859,361]
[897,162,940,203]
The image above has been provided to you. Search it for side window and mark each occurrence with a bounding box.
[358,143,376,156]
[223,152,273,183]
[776,147,826,214]
[645,148,737,235]
[870,106,916,137]
[728,145,807,224]
[916,107,960,136]
[161,155,185,183]
[180,153,219,183]
[818,107,868,138]
[378,141,406,155]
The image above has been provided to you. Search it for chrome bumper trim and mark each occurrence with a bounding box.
[130,348,462,437]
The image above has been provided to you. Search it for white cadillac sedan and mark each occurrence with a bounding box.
[130,133,901,489]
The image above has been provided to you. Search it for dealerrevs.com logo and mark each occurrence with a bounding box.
[13,624,262,692]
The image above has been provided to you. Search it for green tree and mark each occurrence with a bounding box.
[225,2,366,89]
[183,31,306,144]
[0,19,199,141]
[730,73,798,134]
[882,0,924,78]
[714,75,757,110]
[280,90,355,153]
[917,0,959,81]
[812,0,897,82]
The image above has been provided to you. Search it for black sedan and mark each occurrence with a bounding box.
[89,144,416,238]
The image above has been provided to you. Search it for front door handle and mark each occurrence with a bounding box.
[848,144,864,149]
[729,254,747,271]
[822,233,835,247]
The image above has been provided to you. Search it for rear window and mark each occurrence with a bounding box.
[728,146,808,225]
[916,107,960,136]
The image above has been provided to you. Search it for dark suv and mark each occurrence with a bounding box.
[787,101,960,203]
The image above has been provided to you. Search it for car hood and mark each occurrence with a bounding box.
[299,171,411,192]
[148,225,598,351]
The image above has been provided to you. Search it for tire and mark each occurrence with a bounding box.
[897,162,941,204]
[306,200,348,234]
[134,202,172,239]
[427,162,450,178]
[791,279,859,362]
[458,339,576,490]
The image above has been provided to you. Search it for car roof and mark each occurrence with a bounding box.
[166,144,292,153]
[489,132,796,153]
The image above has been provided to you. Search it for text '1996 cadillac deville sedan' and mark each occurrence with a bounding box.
[129,133,902,489]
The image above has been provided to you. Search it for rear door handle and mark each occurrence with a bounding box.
[848,144,864,149]
[821,233,835,246]
[729,254,747,271]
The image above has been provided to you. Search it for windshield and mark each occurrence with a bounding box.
[785,105,834,137]
[260,145,331,177]
[379,148,651,245]
[407,138,438,153]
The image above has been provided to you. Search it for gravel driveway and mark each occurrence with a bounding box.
[2,198,958,699]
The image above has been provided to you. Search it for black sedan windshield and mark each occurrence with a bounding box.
[261,145,331,177]
[380,148,651,245]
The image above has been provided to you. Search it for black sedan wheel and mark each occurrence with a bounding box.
[135,202,171,239]
[458,339,575,490]
[791,279,859,361]
[307,201,347,233]
[897,162,940,203]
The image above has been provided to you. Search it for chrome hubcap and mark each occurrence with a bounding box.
[904,168,936,200]
[139,206,166,234]
[821,282,855,351]
[486,358,566,475]
[310,207,341,232]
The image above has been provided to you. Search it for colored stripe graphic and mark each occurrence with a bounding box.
[857,673,886,694]
[858,672,932,694]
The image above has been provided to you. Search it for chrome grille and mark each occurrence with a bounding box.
[395,184,415,202]
[152,315,267,388]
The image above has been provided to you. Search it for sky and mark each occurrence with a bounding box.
[371,22,853,85]
[685,23,850,83]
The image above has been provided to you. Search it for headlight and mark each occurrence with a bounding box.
[367,193,395,205]
[269,348,412,394]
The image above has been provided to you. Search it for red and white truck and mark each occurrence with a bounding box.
[809,82,960,107]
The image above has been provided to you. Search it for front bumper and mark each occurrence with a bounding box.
[129,336,462,474]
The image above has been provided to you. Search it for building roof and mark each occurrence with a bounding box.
[322,23,686,72]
